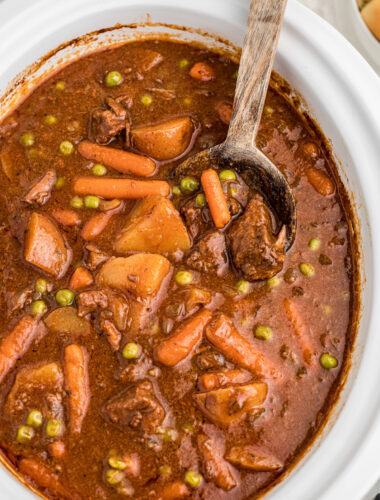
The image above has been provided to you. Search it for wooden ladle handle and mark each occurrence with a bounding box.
[225,0,288,151]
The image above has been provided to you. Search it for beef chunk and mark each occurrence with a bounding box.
[77,289,129,332]
[91,95,132,144]
[186,231,228,277]
[23,170,56,205]
[180,199,211,239]
[228,195,286,281]
[103,381,165,433]
[198,427,237,491]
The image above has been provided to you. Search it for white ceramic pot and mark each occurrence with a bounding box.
[1,1,380,499]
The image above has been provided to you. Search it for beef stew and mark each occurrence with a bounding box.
[0,39,357,499]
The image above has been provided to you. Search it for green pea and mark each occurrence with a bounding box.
[105,71,123,87]
[84,195,100,209]
[299,263,315,277]
[108,456,127,470]
[27,410,43,429]
[309,238,321,251]
[179,59,189,69]
[267,276,280,288]
[31,300,47,317]
[20,133,35,147]
[122,342,140,360]
[55,289,75,306]
[175,270,192,286]
[56,81,65,91]
[172,186,181,196]
[180,176,199,194]
[91,164,107,176]
[320,353,338,369]
[70,196,84,209]
[255,325,273,340]
[17,425,35,444]
[159,464,172,477]
[46,419,62,437]
[219,169,236,181]
[195,193,206,208]
[264,105,274,116]
[182,422,194,433]
[184,470,202,489]
[59,140,74,155]
[44,115,57,125]
[229,186,238,197]
[157,426,178,443]
[55,177,65,188]
[35,278,47,294]
[236,280,250,294]
[141,95,153,106]
[105,468,124,485]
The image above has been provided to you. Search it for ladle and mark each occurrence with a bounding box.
[177,0,296,248]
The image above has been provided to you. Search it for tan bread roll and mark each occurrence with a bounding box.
[361,0,380,40]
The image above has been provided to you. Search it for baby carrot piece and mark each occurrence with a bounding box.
[81,212,113,241]
[49,440,66,459]
[73,177,170,199]
[205,314,281,380]
[306,168,335,197]
[189,62,215,81]
[156,309,212,366]
[284,298,316,364]
[64,344,90,434]
[198,369,251,391]
[154,480,190,500]
[201,169,231,228]
[52,209,81,227]
[78,140,155,177]
[0,316,42,383]
[69,267,93,291]
[19,459,75,499]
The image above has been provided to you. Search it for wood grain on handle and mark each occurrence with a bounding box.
[226,0,288,151]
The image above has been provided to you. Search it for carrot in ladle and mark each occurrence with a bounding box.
[201,169,231,228]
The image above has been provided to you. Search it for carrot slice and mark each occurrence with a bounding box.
[205,314,281,380]
[73,177,170,199]
[198,369,251,391]
[51,209,81,227]
[189,62,215,81]
[154,480,190,500]
[49,440,66,459]
[201,169,231,228]
[81,212,113,241]
[69,267,93,290]
[306,168,335,196]
[155,309,212,366]
[284,298,316,364]
[0,316,42,383]
[19,458,76,499]
[78,140,155,177]
[64,344,90,434]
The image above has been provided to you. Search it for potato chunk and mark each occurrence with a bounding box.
[5,362,64,418]
[194,383,267,426]
[131,117,193,161]
[24,212,72,278]
[115,195,190,254]
[225,445,283,471]
[97,254,172,299]
[44,307,92,338]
